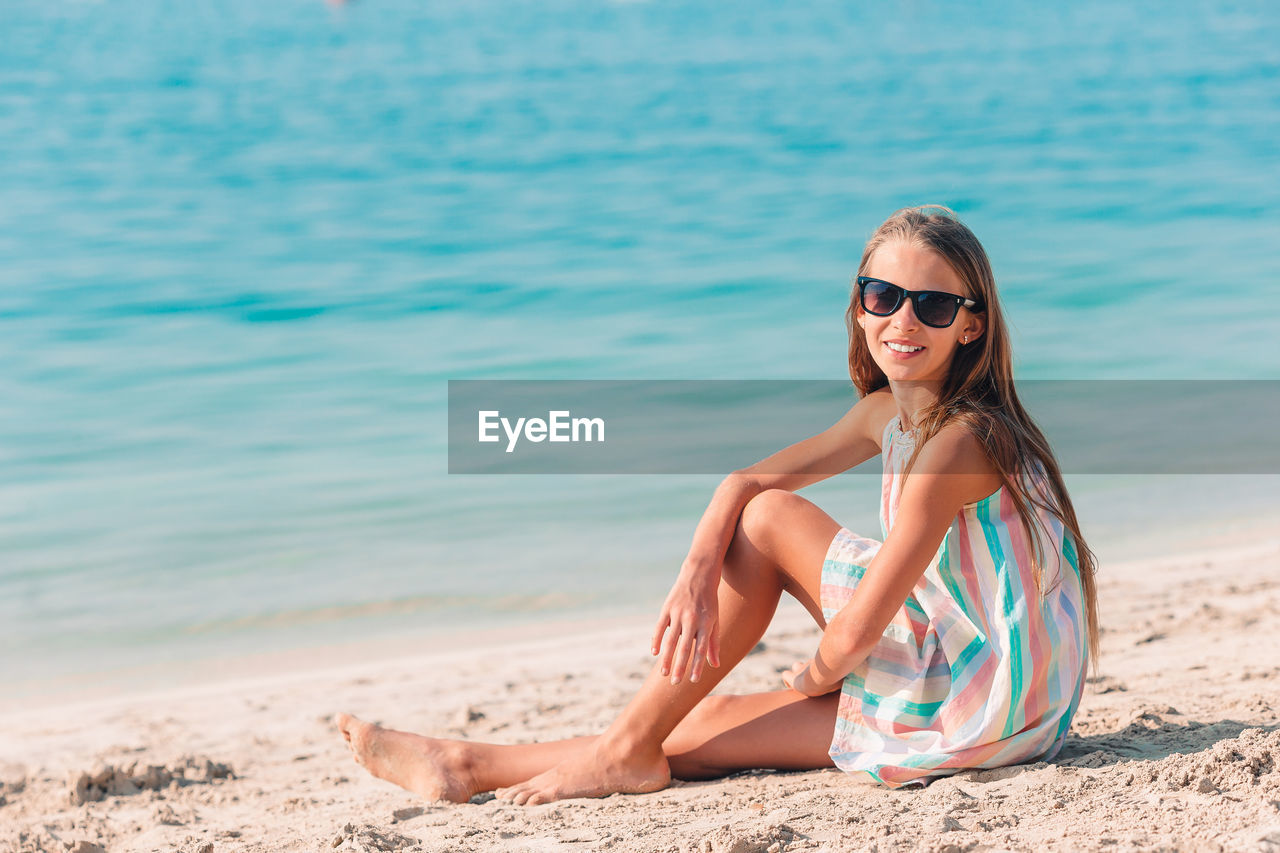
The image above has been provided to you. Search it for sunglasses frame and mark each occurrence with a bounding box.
[855,276,984,329]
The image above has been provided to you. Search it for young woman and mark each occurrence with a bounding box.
[337,205,1098,802]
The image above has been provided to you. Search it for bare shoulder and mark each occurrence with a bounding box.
[911,421,1002,501]
[845,388,898,450]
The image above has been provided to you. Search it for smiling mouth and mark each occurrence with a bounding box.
[885,342,924,353]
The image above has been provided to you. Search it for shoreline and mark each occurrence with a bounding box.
[2,537,1278,851]
[8,478,1280,715]
[6,530,1279,717]
[0,602,659,718]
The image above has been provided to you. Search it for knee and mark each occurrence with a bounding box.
[738,489,803,549]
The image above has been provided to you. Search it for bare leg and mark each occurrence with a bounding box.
[662,689,840,779]
[336,688,839,802]
[337,490,843,804]
[336,714,593,802]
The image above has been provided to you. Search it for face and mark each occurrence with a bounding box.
[856,241,986,387]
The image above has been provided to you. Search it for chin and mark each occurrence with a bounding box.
[879,363,945,385]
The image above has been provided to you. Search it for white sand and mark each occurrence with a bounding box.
[2,539,1279,852]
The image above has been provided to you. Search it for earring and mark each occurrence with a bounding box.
[962,335,969,344]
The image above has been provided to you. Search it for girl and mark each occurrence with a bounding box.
[336,205,1098,802]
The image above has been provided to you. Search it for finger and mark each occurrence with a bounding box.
[689,629,709,683]
[660,621,681,677]
[669,625,695,684]
[784,668,800,691]
[708,626,721,669]
[650,612,671,657]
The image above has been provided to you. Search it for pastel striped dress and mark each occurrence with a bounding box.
[819,415,1088,788]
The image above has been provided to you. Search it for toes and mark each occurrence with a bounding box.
[335,714,355,747]
[335,713,374,765]
[494,774,558,806]
[335,712,359,742]
[497,783,535,806]
[511,784,549,806]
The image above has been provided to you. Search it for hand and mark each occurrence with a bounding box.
[781,658,843,697]
[651,565,721,685]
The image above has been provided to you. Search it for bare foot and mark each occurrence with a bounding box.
[335,713,476,804]
[494,738,670,805]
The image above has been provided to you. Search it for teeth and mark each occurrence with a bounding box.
[886,342,923,353]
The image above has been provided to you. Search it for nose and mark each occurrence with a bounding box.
[891,295,920,330]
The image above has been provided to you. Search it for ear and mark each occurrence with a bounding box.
[960,312,986,344]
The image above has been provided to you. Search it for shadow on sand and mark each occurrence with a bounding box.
[1056,715,1277,768]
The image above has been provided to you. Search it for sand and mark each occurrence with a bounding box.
[2,538,1279,853]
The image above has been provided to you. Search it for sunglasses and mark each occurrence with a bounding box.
[856,276,984,329]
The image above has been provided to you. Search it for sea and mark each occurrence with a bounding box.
[2,0,1278,700]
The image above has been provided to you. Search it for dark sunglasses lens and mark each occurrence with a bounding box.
[861,282,901,315]
[915,292,959,327]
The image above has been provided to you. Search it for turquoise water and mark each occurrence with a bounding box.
[2,0,1278,693]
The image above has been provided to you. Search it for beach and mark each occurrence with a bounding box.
[4,1,1279,850]
[3,536,1278,853]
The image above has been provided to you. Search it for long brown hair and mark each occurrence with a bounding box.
[846,205,1100,665]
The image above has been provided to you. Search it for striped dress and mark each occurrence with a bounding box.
[819,415,1088,788]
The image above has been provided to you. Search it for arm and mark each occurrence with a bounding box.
[654,390,894,683]
[731,387,892,495]
[787,422,1002,696]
